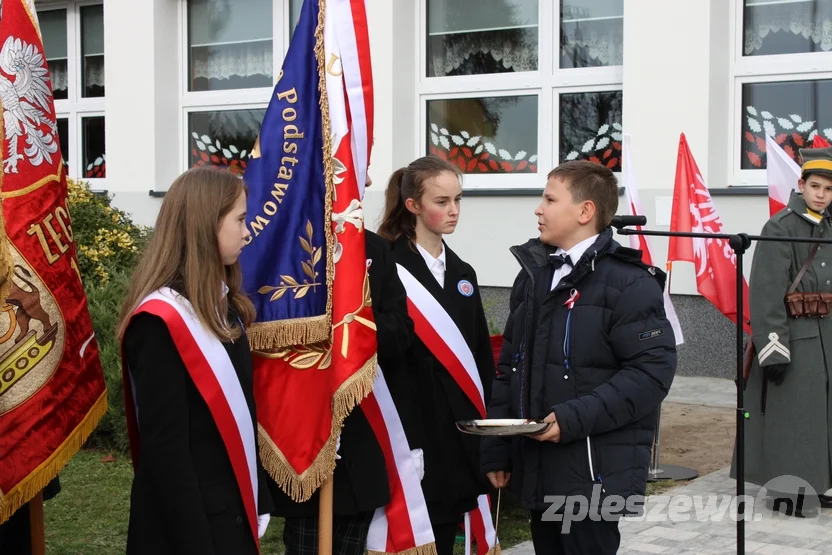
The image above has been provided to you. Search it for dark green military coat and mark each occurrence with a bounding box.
[731,191,832,494]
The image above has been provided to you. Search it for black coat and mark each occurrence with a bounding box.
[390,236,495,523]
[0,477,61,554]
[480,229,677,512]
[268,230,415,518]
[123,304,273,555]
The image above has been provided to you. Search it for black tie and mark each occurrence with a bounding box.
[550,253,572,269]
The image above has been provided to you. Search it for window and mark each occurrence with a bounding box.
[419,0,623,189]
[731,0,832,184]
[37,2,106,179]
[188,110,266,175]
[181,0,301,176]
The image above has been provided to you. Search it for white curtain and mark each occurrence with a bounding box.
[48,61,68,93]
[430,30,538,76]
[744,1,832,54]
[191,41,272,82]
[84,56,105,88]
[562,24,624,66]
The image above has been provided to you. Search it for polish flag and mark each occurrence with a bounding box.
[622,135,684,345]
[765,135,800,216]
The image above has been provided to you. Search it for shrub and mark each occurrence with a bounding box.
[68,178,149,286]
[83,269,132,453]
[68,178,149,452]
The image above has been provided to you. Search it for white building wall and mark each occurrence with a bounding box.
[103,0,176,227]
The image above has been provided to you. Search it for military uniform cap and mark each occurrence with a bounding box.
[799,146,832,181]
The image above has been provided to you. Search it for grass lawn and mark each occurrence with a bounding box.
[43,449,675,554]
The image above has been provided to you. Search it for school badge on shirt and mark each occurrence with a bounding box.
[457,279,474,297]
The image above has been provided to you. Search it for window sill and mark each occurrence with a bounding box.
[461,186,625,197]
[708,187,768,196]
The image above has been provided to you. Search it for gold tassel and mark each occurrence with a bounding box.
[368,543,439,555]
[247,315,331,351]
[0,390,108,525]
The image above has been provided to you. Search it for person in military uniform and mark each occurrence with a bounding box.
[732,146,832,517]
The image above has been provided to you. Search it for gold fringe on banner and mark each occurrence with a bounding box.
[0,97,9,307]
[0,199,11,307]
[0,390,108,525]
[259,353,378,502]
[368,543,439,555]
[316,0,336,333]
[247,315,330,351]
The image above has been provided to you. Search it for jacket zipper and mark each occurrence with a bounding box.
[587,436,605,493]
[511,247,536,420]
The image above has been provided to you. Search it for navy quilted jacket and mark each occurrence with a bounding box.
[480,227,677,512]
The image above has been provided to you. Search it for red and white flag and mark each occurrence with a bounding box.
[766,133,831,217]
[622,135,684,345]
[668,134,751,335]
[765,135,800,216]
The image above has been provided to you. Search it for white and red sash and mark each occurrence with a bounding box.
[122,288,260,550]
[396,265,500,555]
[365,366,436,555]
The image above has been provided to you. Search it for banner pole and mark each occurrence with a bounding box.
[29,492,45,555]
[318,475,334,555]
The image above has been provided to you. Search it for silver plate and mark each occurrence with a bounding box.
[456,419,551,436]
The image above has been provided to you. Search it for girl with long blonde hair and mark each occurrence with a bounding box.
[117,167,273,555]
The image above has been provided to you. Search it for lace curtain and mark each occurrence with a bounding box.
[48,61,67,94]
[84,56,104,88]
[744,0,832,54]
[191,40,272,82]
[430,29,538,76]
[429,23,623,76]
[562,23,624,67]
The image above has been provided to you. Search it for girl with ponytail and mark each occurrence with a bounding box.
[378,156,496,555]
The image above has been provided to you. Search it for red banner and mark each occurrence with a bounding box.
[668,133,751,335]
[0,0,107,523]
[245,0,378,501]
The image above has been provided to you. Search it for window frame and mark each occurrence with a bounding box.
[178,0,293,174]
[416,0,623,190]
[37,0,106,183]
[730,0,832,186]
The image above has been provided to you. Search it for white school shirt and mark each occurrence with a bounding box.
[415,242,446,288]
[550,234,599,291]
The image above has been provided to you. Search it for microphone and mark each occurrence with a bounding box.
[610,215,647,230]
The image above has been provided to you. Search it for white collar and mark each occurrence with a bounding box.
[221,281,229,297]
[415,241,446,270]
[555,234,599,266]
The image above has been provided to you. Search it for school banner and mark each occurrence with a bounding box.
[239,0,377,501]
[0,0,107,523]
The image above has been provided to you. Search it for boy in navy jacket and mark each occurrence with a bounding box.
[481,161,677,554]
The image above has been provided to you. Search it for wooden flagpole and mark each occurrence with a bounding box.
[29,492,45,555]
[318,475,334,555]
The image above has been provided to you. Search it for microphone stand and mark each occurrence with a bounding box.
[612,219,832,555]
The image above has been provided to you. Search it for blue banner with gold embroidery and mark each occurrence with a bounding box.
[239,0,332,350]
